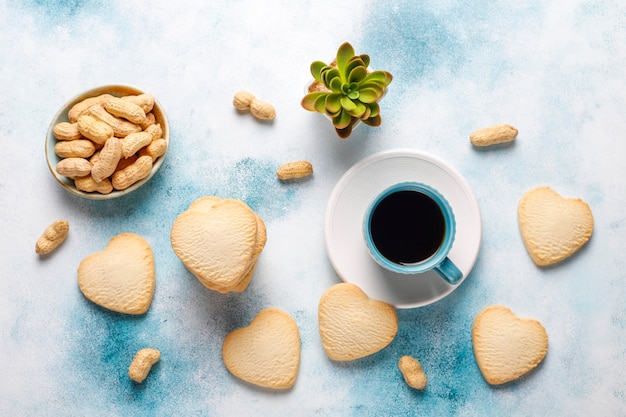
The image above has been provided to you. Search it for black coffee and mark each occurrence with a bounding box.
[369,190,445,265]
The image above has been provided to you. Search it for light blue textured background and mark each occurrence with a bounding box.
[1,1,625,416]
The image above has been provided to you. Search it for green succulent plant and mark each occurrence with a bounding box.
[301,42,393,139]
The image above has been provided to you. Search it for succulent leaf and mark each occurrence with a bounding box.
[358,80,386,92]
[301,92,327,111]
[362,70,393,86]
[345,57,366,77]
[362,114,382,127]
[340,96,357,112]
[346,101,367,118]
[310,61,327,82]
[361,105,372,120]
[314,94,327,113]
[327,108,342,118]
[333,109,352,129]
[322,68,341,89]
[368,102,380,117]
[329,77,343,93]
[336,125,353,139]
[357,88,380,103]
[348,65,368,84]
[347,91,359,100]
[359,54,370,68]
[325,94,342,114]
[336,42,355,81]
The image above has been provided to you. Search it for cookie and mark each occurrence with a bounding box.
[222,308,300,389]
[78,233,155,314]
[518,186,593,266]
[186,195,224,212]
[472,305,548,385]
[318,282,398,361]
[171,197,266,293]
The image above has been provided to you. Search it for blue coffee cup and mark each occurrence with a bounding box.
[363,182,462,285]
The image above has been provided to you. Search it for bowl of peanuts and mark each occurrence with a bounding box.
[46,84,169,200]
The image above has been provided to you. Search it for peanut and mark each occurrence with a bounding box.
[122,93,155,113]
[35,220,69,255]
[140,112,156,130]
[144,123,162,141]
[56,158,91,178]
[84,104,142,137]
[276,160,313,180]
[398,356,427,390]
[91,137,122,183]
[470,124,518,147]
[233,91,256,110]
[89,150,101,166]
[233,91,276,120]
[128,348,160,383]
[250,99,276,120]
[54,139,96,159]
[140,138,167,161]
[120,131,152,159]
[77,114,114,145]
[103,97,147,125]
[74,175,113,194]
[112,155,153,190]
[68,93,114,123]
[52,122,82,141]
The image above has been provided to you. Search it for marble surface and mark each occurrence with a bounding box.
[1,1,625,416]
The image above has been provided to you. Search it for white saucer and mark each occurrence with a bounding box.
[324,149,482,308]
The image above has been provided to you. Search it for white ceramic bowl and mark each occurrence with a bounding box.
[46,84,169,200]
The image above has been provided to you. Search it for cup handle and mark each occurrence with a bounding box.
[435,257,463,285]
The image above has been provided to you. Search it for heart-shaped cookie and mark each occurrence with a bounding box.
[181,198,266,293]
[170,199,259,291]
[472,305,548,385]
[78,233,155,315]
[222,308,300,389]
[318,283,398,361]
[518,186,593,266]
